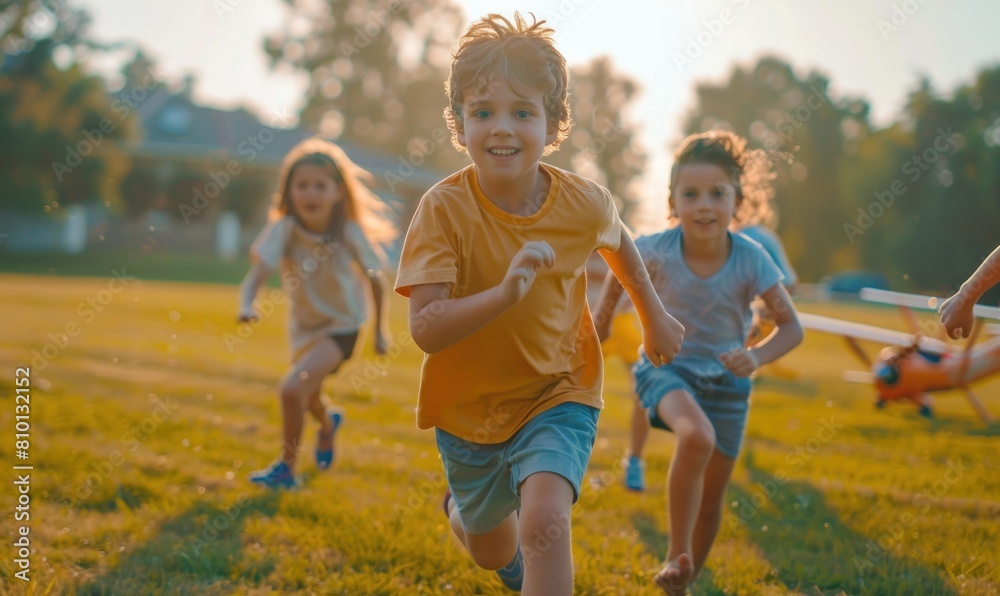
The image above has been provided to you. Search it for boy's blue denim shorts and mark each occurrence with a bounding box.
[633,359,752,459]
[435,401,600,535]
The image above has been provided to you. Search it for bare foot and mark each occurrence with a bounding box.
[654,553,694,595]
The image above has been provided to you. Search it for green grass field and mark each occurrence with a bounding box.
[0,271,997,595]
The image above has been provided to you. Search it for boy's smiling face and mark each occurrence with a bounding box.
[457,75,556,194]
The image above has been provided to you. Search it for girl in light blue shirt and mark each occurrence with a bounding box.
[595,131,803,594]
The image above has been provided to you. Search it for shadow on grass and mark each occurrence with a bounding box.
[753,375,819,397]
[77,491,282,595]
[631,503,752,595]
[850,415,1000,440]
[631,511,668,562]
[731,455,956,594]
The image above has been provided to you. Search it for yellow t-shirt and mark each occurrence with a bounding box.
[395,164,622,443]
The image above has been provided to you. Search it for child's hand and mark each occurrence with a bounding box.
[502,241,556,304]
[375,331,391,356]
[237,306,259,323]
[938,291,975,339]
[641,310,684,367]
[720,348,759,377]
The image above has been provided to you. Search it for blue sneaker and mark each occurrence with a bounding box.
[624,456,645,492]
[249,460,297,489]
[496,546,524,591]
[315,407,345,470]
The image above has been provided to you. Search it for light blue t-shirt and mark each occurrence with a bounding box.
[737,225,798,286]
[634,227,784,377]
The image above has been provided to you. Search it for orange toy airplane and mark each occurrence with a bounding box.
[800,289,1000,422]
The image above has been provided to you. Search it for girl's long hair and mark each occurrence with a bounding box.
[668,130,777,229]
[271,137,395,243]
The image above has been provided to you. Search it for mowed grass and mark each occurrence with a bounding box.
[0,272,997,595]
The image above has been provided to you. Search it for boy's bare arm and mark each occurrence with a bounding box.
[238,262,271,321]
[940,244,1000,338]
[598,229,683,365]
[408,241,556,354]
[593,270,626,343]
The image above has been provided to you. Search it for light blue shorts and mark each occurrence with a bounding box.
[633,358,752,459]
[435,402,600,535]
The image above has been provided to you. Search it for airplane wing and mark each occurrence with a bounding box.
[860,288,1000,320]
[798,312,951,354]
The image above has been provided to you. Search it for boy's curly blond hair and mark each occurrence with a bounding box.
[444,12,571,155]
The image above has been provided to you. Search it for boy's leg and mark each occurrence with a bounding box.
[445,499,519,570]
[629,395,650,458]
[652,389,715,594]
[625,394,650,491]
[435,429,521,573]
[691,449,737,578]
[279,338,344,467]
[519,472,575,596]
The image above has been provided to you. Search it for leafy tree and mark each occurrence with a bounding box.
[681,56,872,281]
[546,56,647,226]
[0,0,133,213]
[264,0,467,176]
[265,4,649,226]
[889,69,1000,300]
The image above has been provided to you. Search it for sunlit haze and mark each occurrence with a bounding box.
[79,0,1000,229]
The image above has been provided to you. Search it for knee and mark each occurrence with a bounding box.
[466,536,518,571]
[279,379,303,404]
[678,423,716,458]
[518,502,572,555]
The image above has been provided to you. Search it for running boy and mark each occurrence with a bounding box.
[395,13,684,594]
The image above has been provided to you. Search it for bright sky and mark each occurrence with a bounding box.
[78,0,1000,227]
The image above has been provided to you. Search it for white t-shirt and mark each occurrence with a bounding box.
[251,216,383,358]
